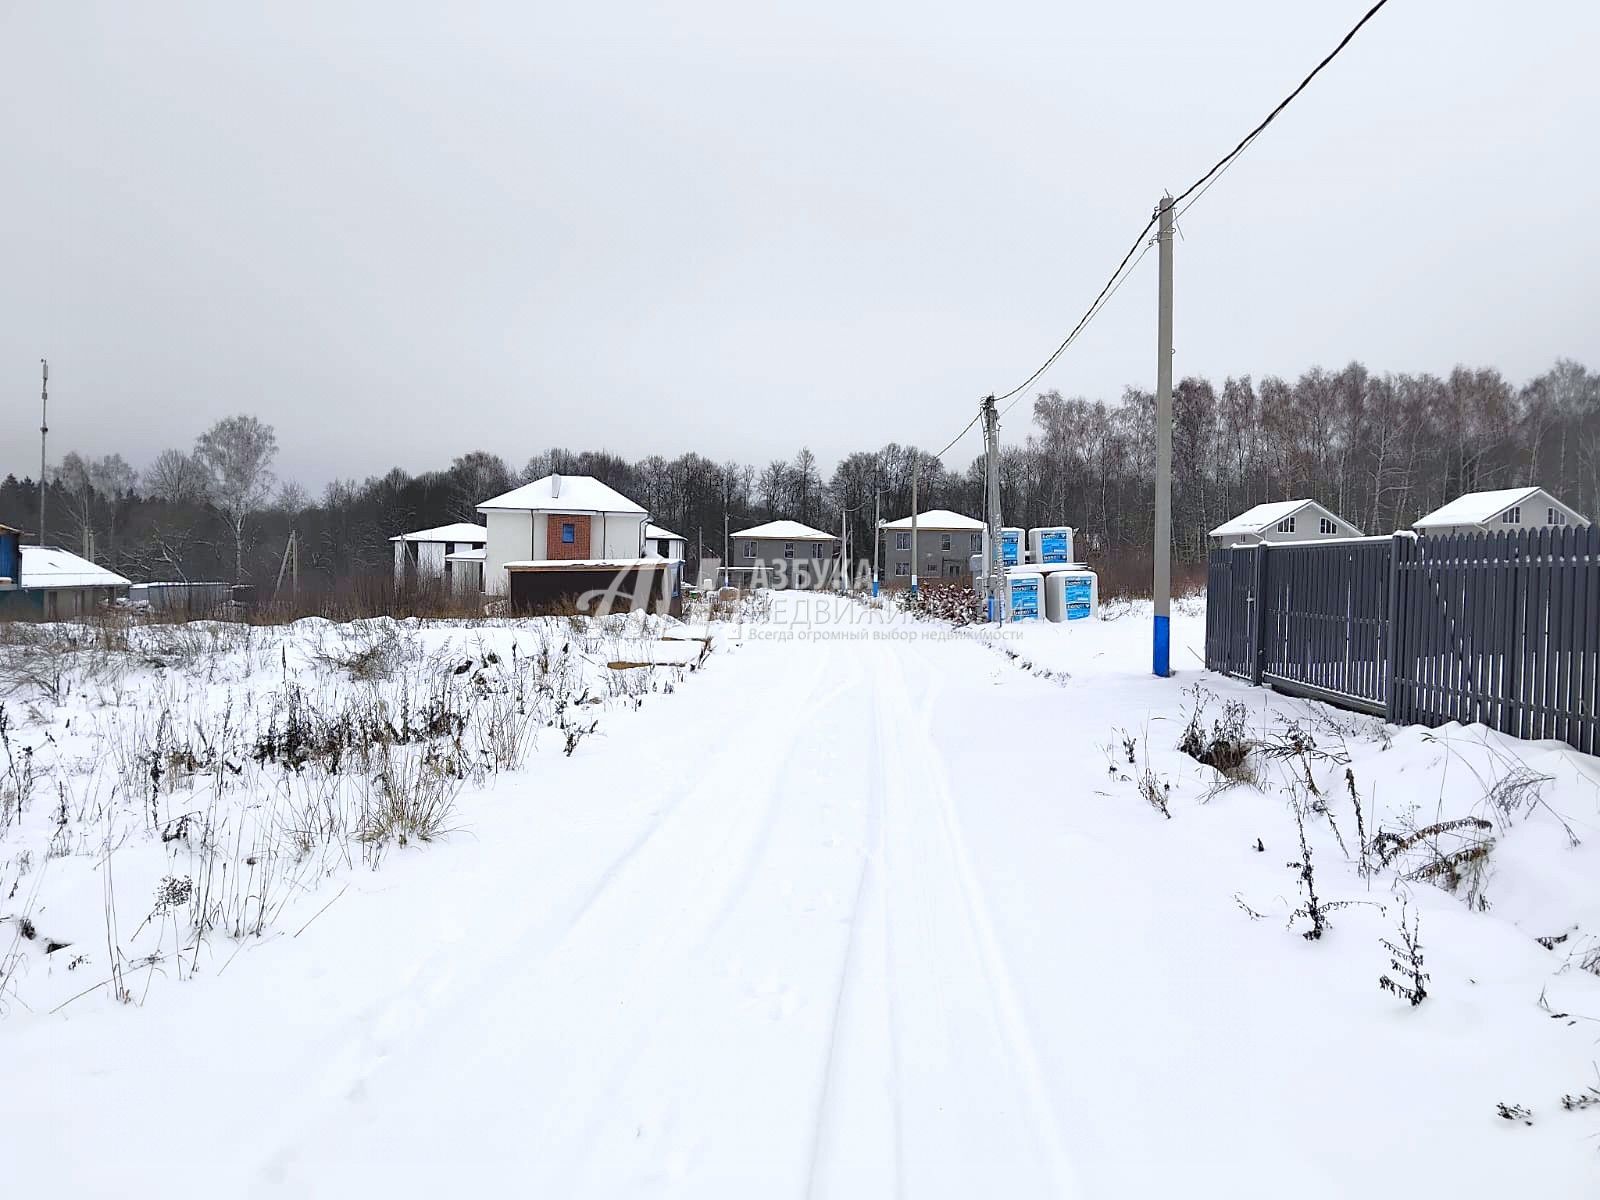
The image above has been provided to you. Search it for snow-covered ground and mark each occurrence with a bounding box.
[3,594,1598,1197]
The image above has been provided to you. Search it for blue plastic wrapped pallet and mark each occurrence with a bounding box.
[1007,569,1043,621]
[1028,526,1074,565]
[999,526,1024,568]
[1044,569,1098,622]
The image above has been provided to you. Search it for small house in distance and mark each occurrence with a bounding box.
[477,474,649,597]
[0,523,20,590]
[881,510,985,584]
[1209,500,1361,548]
[1413,487,1590,537]
[728,520,837,588]
[390,522,487,588]
[644,524,687,561]
[0,531,132,619]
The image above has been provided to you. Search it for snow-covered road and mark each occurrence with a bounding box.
[263,601,1079,1196]
[8,594,1599,1198]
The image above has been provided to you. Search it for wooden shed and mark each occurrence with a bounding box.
[505,558,683,618]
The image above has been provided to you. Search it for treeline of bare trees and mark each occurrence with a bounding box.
[0,358,1593,589]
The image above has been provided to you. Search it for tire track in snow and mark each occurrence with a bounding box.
[802,637,897,1200]
[869,637,1080,1198]
[253,637,854,1192]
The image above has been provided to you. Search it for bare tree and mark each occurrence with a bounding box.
[445,451,513,521]
[143,448,211,505]
[51,451,134,558]
[194,414,278,582]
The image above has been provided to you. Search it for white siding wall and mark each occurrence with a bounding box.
[484,510,533,596]
[599,515,647,559]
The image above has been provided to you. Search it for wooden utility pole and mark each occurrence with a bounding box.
[1153,196,1175,677]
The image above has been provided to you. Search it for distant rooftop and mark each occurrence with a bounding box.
[1211,500,1318,538]
[390,522,487,543]
[21,546,132,589]
[730,520,837,541]
[478,474,646,515]
[882,509,985,532]
[1413,486,1588,529]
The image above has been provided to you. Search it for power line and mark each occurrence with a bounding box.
[986,0,1391,409]
[1000,235,1155,419]
[930,409,983,462]
[1172,0,1390,213]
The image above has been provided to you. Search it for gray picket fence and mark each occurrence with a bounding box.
[1205,526,1600,755]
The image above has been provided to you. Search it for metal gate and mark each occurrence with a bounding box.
[1204,546,1260,681]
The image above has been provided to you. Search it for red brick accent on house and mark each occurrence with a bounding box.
[547,513,591,560]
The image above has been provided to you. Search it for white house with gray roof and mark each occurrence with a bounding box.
[1412,486,1589,537]
[1209,500,1361,547]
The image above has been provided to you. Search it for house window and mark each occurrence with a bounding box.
[743,541,756,558]
[894,562,909,577]
[810,542,825,559]
[561,522,576,544]
[971,533,982,551]
[941,533,952,551]
[1549,508,1567,527]
[784,541,794,559]
[1501,507,1521,525]
[1277,516,1296,534]
[895,531,910,551]
[1319,518,1336,535]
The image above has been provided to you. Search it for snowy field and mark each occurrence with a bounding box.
[2,593,1598,1197]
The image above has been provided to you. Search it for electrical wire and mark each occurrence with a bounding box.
[982,0,1390,412]
[930,410,984,462]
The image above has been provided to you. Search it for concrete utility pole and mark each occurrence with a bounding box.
[872,487,881,596]
[1153,196,1175,677]
[910,459,920,597]
[38,359,48,545]
[839,505,847,591]
[982,394,1007,623]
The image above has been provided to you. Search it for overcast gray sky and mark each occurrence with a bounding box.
[3,1,1595,488]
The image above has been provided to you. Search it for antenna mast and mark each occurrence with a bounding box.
[39,359,48,546]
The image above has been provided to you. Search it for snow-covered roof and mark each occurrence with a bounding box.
[1209,499,1337,538]
[1413,486,1588,529]
[443,548,486,562]
[645,523,686,542]
[478,475,646,515]
[730,520,837,541]
[389,522,487,544]
[20,547,132,589]
[881,509,985,532]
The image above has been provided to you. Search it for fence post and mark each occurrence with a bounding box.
[1249,541,1268,685]
[1383,533,1404,724]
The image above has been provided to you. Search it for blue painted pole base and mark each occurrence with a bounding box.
[1153,613,1170,677]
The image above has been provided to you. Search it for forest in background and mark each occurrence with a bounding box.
[1,357,1594,596]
